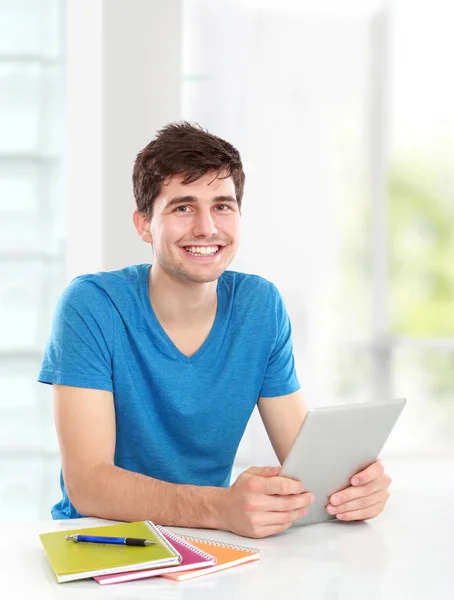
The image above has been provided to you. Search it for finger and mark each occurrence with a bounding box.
[329,474,392,506]
[260,505,309,526]
[262,476,305,496]
[327,489,390,515]
[248,521,294,539]
[263,521,294,536]
[350,460,385,486]
[265,492,314,512]
[246,466,281,478]
[334,501,386,522]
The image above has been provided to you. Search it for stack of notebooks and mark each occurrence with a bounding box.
[39,520,260,584]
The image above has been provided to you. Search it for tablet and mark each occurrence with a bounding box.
[279,397,406,527]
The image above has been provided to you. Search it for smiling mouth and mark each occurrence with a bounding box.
[181,245,223,257]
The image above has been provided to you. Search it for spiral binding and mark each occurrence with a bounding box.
[172,532,259,554]
[155,525,218,562]
[144,521,182,561]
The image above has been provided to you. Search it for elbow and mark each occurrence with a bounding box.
[65,478,97,517]
[64,463,109,517]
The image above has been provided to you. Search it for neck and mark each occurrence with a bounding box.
[148,263,218,327]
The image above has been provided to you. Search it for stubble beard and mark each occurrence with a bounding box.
[156,246,235,284]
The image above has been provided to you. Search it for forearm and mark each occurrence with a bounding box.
[67,462,227,529]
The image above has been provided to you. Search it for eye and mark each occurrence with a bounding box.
[174,205,191,212]
[215,204,232,211]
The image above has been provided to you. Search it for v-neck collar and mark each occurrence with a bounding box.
[138,264,224,364]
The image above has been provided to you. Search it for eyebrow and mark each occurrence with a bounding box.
[165,195,238,209]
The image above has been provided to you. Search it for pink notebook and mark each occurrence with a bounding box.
[94,527,216,585]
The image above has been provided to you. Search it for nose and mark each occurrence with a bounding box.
[192,209,218,238]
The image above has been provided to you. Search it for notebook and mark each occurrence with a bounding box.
[94,526,217,585]
[162,534,260,581]
[39,520,182,583]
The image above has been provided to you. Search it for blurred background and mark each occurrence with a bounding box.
[0,0,453,522]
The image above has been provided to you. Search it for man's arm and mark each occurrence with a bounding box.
[258,389,308,464]
[53,384,224,527]
[54,384,314,537]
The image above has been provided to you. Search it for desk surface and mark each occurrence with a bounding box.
[1,457,452,600]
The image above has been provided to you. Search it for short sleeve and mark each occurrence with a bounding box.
[259,285,300,398]
[37,278,114,392]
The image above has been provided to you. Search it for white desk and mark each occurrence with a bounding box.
[1,458,452,600]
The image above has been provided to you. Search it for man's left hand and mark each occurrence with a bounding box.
[325,460,391,521]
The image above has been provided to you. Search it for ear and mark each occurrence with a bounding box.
[133,210,153,243]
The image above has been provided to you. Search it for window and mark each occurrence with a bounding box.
[0,0,66,521]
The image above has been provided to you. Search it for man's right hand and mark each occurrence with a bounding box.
[219,466,314,538]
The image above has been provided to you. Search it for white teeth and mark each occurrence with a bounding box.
[185,245,220,256]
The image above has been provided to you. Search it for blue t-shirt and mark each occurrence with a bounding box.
[38,264,300,519]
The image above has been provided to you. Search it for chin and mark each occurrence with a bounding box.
[181,269,225,284]
[162,263,225,284]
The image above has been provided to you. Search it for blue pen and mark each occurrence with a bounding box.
[65,534,156,546]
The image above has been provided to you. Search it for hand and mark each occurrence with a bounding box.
[325,460,392,522]
[220,466,315,538]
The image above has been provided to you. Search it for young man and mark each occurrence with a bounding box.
[38,122,391,539]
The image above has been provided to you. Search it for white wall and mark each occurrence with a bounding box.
[67,0,183,279]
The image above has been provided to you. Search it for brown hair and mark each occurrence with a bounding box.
[133,121,245,218]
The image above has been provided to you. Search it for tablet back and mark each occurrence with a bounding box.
[280,397,406,526]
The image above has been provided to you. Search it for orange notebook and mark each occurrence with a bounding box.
[162,534,259,581]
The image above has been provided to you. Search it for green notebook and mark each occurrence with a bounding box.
[39,520,182,583]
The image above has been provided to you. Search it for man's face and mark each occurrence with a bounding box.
[148,172,241,284]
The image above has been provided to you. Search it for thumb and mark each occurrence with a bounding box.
[245,465,281,478]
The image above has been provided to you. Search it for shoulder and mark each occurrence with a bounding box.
[219,270,282,309]
[220,270,277,292]
[57,264,148,311]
